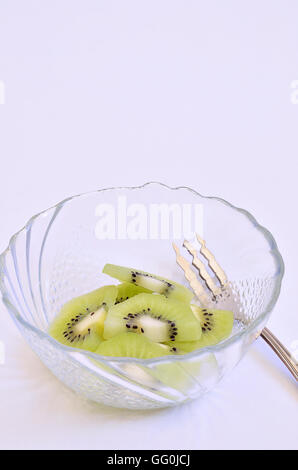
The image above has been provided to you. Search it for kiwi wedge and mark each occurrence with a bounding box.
[96,332,173,359]
[95,334,218,395]
[115,282,150,304]
[153,353,219,392]
[170,305,234,352]
[103,293,201,343]
[49,285,117,352]
[103,263,193,303]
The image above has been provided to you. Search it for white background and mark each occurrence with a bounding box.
[0,1,297,450]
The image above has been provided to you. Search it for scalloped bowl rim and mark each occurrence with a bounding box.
[0,182,285,366]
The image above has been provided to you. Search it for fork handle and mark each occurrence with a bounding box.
[260,327,298,381]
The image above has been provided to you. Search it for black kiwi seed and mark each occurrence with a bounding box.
[202,327,206,332]
[141,328,144,333]
[133,325,138,329]
[126,324,130,328]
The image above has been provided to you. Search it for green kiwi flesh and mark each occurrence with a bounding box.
[103,293,201,343]
[115,282,150,304]
[170,305,234,352]
[153,353,219,392]
[96,332,173,359]
[103,263,193,303]
[49,285,117,352]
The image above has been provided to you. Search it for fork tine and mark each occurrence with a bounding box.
[172,242,210,305]
[183,239,220,296]
[196,234,227,287]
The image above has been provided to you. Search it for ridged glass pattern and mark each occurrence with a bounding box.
[0,183,284,409]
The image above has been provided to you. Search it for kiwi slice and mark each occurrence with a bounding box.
[103,293,201,343]
[96,332,173,359]
[115,282,150,304]
[103,263,193,303]
[49,285,117,352]
[170,305,234,352]
[153,353,219,393]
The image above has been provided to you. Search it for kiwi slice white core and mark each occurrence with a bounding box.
[131,271,173,295]
[63,304,107,343]
[138,315,170,342]
[123,310,178,343]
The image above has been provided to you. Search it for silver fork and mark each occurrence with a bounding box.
[173,234,298,382]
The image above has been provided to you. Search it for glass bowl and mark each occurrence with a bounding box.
[0,183,284,409]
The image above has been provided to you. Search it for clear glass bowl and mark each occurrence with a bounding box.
[0,183,284,409]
